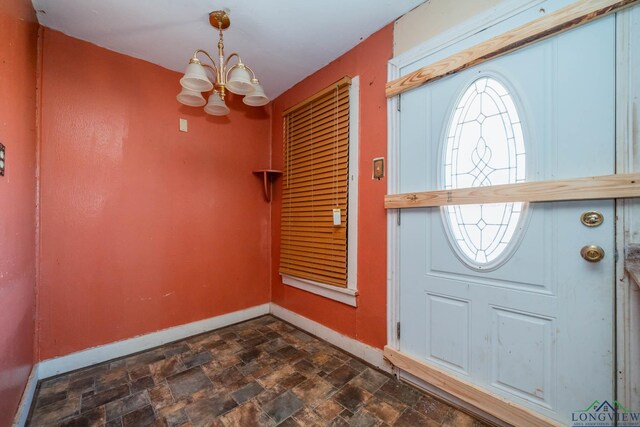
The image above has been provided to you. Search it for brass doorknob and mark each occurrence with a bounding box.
[580,245,605,262]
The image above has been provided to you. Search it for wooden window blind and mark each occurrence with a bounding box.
[280,77,352,288]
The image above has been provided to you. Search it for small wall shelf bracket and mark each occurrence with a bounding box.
[253,169,282,202]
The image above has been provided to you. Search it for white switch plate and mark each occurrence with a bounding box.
[179,118,188,132]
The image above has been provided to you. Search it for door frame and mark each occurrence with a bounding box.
[386,0,640,418]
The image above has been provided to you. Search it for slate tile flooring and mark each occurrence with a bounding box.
[27,315,490,426]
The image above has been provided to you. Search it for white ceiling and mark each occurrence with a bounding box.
[31,0,426,99]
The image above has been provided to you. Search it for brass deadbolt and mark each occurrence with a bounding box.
[580,211,603,227]
[580,244,605,263]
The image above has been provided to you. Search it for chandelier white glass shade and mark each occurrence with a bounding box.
[243,79,269,106]
[204,91,230,116]
[176,87,206,107]
[176,10,269,116]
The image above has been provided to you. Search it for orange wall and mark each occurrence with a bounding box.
[0,0,38,423]
[38,29,272,360]
[270,25,392,349]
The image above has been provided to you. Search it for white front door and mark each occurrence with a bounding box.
[397,13,616,425]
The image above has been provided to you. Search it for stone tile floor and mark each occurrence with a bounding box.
[27,315,490,426]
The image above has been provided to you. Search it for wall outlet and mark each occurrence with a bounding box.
[179,118,188,132]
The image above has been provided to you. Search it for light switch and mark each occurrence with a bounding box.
[0,143,5,176]
[373,157,384,180]
[179,118,188,132]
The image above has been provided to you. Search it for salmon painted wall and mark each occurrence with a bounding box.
[38,29,272,360]
[0,0,38,423]
[270,25,392,349]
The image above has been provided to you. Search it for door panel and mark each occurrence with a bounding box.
[398,16,615,424]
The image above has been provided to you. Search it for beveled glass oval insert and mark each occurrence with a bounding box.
[442,76,526,268]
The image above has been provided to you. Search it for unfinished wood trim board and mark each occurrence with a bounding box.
[384,173,640,209]
[384,346,564,427]
[385,0,639,98]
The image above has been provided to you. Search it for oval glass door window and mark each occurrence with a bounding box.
[442,76,526,268]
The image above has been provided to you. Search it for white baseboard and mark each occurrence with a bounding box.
[38,303,270,379]
[12,364,39,427]
[19,302,387,425]
[269,303,391,373]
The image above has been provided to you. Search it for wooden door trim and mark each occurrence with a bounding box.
[384,346,564,427]
[384,173,640,209]
[385,0,639,98]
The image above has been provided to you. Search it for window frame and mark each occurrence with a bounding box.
[281,76,359,307]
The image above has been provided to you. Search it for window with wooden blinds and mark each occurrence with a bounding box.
[280,77,352,288]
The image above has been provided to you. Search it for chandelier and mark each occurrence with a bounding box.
[176,10,269,116]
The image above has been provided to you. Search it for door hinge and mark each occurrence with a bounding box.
[397,94,401,112]
[396,322,401,339]
[397,209,401,226]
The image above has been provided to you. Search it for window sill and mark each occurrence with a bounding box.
[281,275,358,307]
